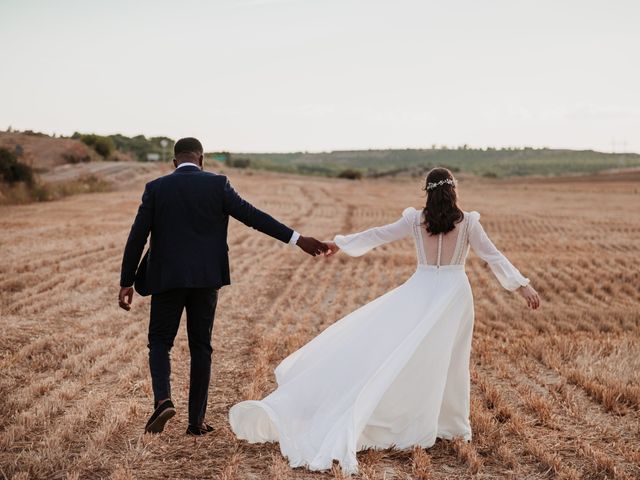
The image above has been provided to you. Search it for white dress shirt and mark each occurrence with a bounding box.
[176,162,300,246]
[288,231,300,246]
[176,162,201,169]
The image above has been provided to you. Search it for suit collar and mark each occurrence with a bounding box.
[173,164,202,173]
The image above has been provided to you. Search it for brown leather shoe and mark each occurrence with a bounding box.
[201,422,214,433]
[186,422,213,436]
[144,400,176,434]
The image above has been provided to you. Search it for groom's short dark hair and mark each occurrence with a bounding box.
[174,137,203,156]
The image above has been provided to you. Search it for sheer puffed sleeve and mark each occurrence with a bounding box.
[333,207,415,257]
[468,211,530,291]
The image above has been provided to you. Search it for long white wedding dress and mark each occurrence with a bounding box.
[229,207,530,474]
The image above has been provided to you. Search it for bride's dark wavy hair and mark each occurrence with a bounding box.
[422,167,464,235]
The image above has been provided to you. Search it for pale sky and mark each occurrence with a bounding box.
[1,0,638,153]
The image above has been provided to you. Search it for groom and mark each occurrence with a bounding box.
[118,137,328,435]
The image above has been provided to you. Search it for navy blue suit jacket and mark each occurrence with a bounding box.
[120,165,294,295]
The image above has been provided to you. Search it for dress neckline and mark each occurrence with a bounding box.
[413,210,469,267]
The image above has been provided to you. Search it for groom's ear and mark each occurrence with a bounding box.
[172,158,178,169]
[198,154,204,169]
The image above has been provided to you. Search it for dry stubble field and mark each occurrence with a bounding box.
[1,165,639,480]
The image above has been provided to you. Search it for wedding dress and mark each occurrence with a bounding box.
[229,207,529,474]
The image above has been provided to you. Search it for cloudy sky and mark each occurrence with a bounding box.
[1,0,638,152]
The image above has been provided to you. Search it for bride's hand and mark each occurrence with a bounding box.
[518,284,540,309]
[323,241,340,257]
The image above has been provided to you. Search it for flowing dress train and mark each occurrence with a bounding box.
[229,207,529,474]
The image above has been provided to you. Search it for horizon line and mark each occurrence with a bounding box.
[2,128,638,156]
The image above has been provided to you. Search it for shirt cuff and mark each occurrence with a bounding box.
[289,230,300,247]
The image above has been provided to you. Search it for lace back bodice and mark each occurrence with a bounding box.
[333,206,530,291]
[408,209,471,266]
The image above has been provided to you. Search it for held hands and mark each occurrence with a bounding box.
[296,236,330,256]
[295,236,340,257]
[517,284,540,309]
[323,241,340,257]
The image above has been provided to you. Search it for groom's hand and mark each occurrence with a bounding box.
[118,286,134,311]
[296,236,329,256]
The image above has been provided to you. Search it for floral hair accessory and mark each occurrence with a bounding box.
[426,178,456,191]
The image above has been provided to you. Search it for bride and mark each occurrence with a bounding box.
[229,167,540,474]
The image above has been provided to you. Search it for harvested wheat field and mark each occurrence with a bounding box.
[1,165,639,480]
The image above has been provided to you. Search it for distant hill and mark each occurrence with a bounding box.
[0,130,174,171]
[0,130,164,205]
[73,132,174,162]
[5,129,638,179]
[233,148,640,178]
[0,131,100,170]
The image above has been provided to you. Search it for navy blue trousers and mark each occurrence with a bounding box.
[148,287,218,426]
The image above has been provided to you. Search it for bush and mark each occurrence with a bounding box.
[63,153,92,164]
[228,158,251,168]
[21,130,47,137]
[337,168,362,180]
[53,174,110,197]
[31,183,52,202]
[297,164,336,176]
[106,134,173,162]
[0,147,34,185]
[74,133,115,158]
